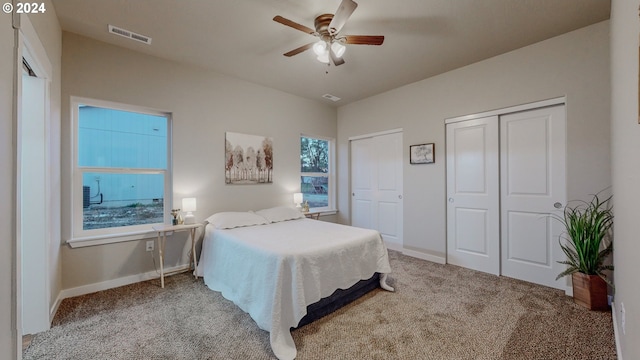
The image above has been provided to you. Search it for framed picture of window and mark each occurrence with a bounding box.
[410,143,435,164]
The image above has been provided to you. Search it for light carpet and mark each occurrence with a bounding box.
[24,250,616,359]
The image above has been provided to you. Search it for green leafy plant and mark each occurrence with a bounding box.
[555,193,614,286]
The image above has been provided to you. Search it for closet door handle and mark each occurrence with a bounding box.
[554,202,563,209]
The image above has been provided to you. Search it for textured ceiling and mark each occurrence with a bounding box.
[51,0,611,106]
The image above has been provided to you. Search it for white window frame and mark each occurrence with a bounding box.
[300,134,336,213]
[68,96,172,247]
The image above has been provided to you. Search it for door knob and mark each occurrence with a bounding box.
[398,195,403,199]
[448,198,454,203]
[554,202,563,209]
[352,193,355,196]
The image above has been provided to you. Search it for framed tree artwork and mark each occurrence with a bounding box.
[409,143,435,164]
[225,132,273,184]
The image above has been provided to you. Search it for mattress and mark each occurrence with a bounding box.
[197,218,392,359]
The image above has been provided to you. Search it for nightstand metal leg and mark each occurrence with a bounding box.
[159,232,166,288]
[190,228,198,278]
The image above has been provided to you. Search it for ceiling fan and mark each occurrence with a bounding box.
[273,0,384,66]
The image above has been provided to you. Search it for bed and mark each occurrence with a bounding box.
[196,207,393,360]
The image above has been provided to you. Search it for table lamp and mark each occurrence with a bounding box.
[182,197,197,224]
[293,193,303,208]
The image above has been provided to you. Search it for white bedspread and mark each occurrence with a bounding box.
[197,218,392,360]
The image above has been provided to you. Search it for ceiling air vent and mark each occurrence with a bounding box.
[108,25,152,45]
[322,94,341,102]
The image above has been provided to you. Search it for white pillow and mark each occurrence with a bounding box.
[205,212,268,229]
[255,206,305,223]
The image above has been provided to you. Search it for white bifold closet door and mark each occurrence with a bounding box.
[351,132,403,250]
[446,116,500,275]
[499,106,566,289]
[446,105,566,290]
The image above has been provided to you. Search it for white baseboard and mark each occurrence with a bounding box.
[565,284,573,297]
[611,302,623,360]
[384,241,403,252]
[50,294,62,323]
[58,264,190,300]
[384,242,447,264]
[401,248,446,264]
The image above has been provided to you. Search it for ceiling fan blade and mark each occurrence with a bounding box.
[330,47,345,66]
[328,0,358,35]
[344,35,384,45]
[273,15,315,35]
[283,42,315,57]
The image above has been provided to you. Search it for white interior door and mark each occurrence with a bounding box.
[20,74,51,334]
[351,138,375,230]
[374,132,403,249]
[500,105,566,290]
[446,117,500,275]
[351,132,403,250]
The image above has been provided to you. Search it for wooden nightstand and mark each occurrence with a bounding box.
[303,211,320,220]
[152,223,202,288]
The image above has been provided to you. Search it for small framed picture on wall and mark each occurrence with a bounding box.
[410,143,435,164]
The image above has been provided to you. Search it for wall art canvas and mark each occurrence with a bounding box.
[225,132,273,184]
[410,143,435,164]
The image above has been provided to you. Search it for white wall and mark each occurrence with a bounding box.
[337,21,611,261]
[60,33,337,290]
[610,0,640,358]
[1,11,17,360]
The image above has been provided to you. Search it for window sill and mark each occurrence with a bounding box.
[67,230,158,248]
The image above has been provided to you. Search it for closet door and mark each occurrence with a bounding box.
[351,132,403,249]
[446,116,500,275]
[375,132,403,249]
[500,105,566,290]
[351,137,375,230]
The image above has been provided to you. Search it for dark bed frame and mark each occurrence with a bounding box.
[294,272,381,328]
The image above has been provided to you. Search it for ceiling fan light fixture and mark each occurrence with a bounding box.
[313,41,327,56]
[331,42,346,58]
[274,0,383,66]
[317,52,330,64]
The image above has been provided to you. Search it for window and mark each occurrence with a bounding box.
[71,97,171,243]
[300,135,335,211]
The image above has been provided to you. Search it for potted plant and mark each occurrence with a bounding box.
[555,193,614,310]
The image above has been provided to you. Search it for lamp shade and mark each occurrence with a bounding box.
[182,197,197,212]
[316,52,330,64]
[312,40,327,56]
[331,42,346,58]
[293,193,303,207]
[182,197,197,224]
